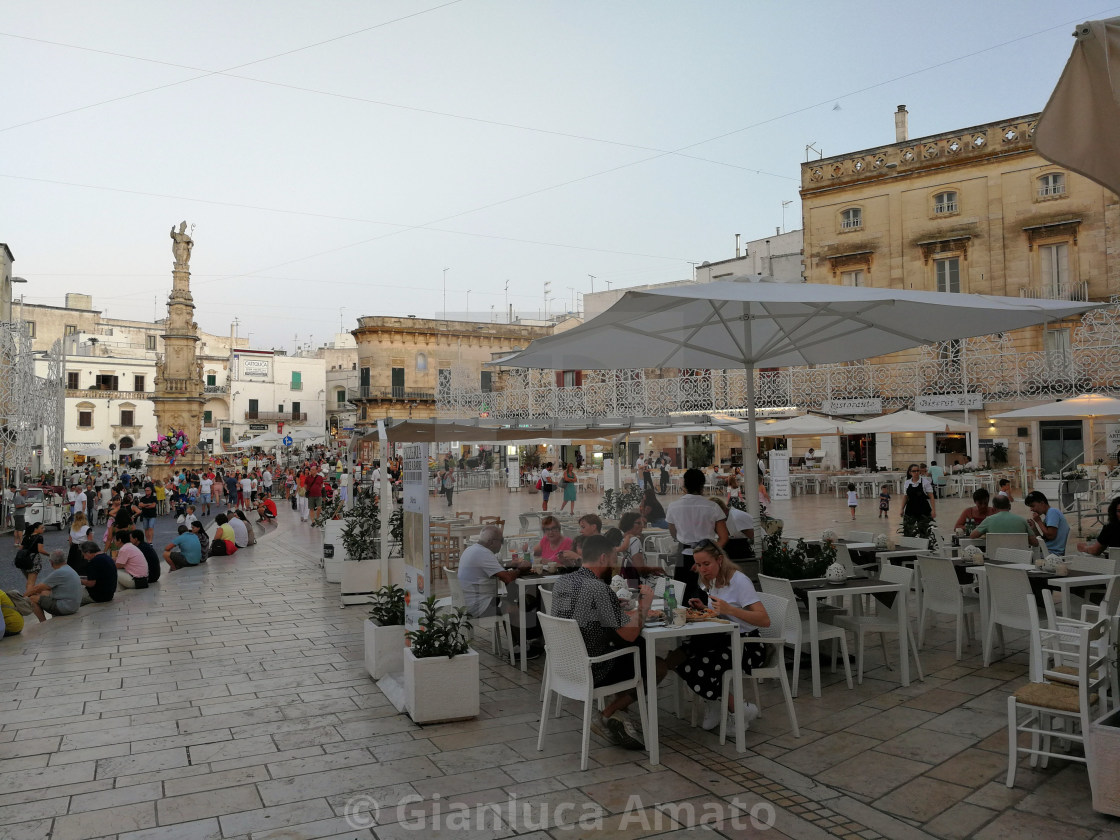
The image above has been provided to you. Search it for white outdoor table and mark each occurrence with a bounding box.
[794,577,909,698]
[1048,572,1119,618]
[640,620,745,765]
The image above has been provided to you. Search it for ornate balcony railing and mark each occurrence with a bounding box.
[1020,281,1089,302]
[350,385,435,402]
[66,389,150,401]
[204,384,228,395]
[245,411,307,423]
[438,302,1120,421]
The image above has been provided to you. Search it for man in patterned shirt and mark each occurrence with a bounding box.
[550,534,656,750]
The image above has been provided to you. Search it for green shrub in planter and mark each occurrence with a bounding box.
[367,584,406,627]
[406,596,472,658]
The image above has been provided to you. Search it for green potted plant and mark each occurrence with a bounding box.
[340,487,383,605]
[403,596,479,723]
[364,584,406,679]
[759,528,831,579]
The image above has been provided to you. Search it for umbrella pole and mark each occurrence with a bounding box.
[743,364,761,552]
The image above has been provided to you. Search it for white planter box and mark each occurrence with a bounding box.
[1090,710,1120,816]
[403,647,479,724]
[322,520,346,583]
[364,620,405,679]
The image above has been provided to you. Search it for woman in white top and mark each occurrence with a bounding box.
[675,539,768,729]
[67,511,92,569]
[616,512,666,583]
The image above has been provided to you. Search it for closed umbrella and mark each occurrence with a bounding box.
[992,393,1120,465]
[1035,17,1120,195]
[494,277,1100,524]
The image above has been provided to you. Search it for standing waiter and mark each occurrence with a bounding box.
[665,468,729,604]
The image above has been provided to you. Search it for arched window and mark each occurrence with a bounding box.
[840,207,862,230]
[416,352,428,372]
[933,191,958,215]
[119,436,134,449]
[1038,172,1066,197]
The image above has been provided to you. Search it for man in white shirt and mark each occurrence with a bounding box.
[67,485,87,520]
[239,475,252,508]
[199,476,213,516]
[261,469,273,496]
[666,468,729,601]
[457,525,538,656]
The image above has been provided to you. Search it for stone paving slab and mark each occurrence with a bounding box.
[1,487,1116,839]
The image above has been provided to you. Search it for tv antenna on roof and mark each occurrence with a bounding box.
[805,142,822,161]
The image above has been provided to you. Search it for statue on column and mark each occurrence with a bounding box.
[170,221,193,267]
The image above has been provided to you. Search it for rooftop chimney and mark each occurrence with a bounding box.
[895,105,909,142]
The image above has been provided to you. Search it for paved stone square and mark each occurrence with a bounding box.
[1,487,1117,840]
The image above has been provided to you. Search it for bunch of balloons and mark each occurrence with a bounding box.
[147,428,190,464]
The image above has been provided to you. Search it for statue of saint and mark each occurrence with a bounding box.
[170,221,193,267]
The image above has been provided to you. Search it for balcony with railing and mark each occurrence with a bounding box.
[1020,281,1089,302]
[244,411,307,423]
[349,385,436,402]
[66,389,150,401]
[438,301,1120,420]
[204,384,229,395]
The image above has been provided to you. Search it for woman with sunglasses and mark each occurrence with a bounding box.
[533,515,574,564]
[900,463,936,522]
[675,540,769,730]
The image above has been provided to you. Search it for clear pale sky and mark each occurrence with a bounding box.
[1,1,1113,351]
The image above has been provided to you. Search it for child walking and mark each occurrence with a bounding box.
[846,483,858,520]
[878,484,891,518]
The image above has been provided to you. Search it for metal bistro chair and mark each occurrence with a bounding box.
[536,613,650,771]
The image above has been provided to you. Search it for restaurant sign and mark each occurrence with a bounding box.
[821,398,882,415]
[915,393,984,411]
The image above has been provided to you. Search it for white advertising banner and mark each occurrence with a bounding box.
[768,450,791,500]
[1107,424,1120,458]
[915,393,984,411]
[402,442,430,631]
[506,446,521,491]
[821,398,882,415]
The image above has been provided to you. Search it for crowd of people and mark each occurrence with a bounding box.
[1,450,361,638]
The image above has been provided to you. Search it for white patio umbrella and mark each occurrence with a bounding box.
[756,413,848,437]
[1035,16,1120,195]
[71,446,112,458]
[992,393,1120,464]
[494,278,1101,524]
[842,409,973,435]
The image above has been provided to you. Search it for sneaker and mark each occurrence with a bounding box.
[592,713,624,746]
[741,702,760,724]
[609,713,645,750]
[701,700,723,731]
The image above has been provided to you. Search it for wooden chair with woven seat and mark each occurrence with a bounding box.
[1006,602,1112,787]
[479,515,505,529]
[455,511,473,521]
[430,523,452,578]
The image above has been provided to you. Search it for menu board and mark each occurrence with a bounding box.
[768,450,791,501]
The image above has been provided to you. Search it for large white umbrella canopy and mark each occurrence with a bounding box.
[843,409,973,435]
[496,278,1101,523]
[757,414,848,438]
[992,393,1120,464]
[1035,16,1120,195]
[71,446,112,458]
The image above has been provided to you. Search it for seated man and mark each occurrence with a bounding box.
[550,535,666,750]
[256,493,277,522]
[164,524,202,570]
[26,550,83,621]
[1025,490,1070,555]
[969,494,1037,546]
[457,525,539,657]
[113,528,150,589]
[78,541,118,604]
[131,529,161,584]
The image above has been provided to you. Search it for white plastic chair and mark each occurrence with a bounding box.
[991,547,1034,565]
[652,577,686,605]
[983,564,1035,666]
[536,612,649,771]
[917,555,981,660]
[983,532,1030,555]
[848,531,875,543]
[539,586,554,615]
[1006,612,1112,787]
[1067,554,1120,575]
[833,563,924,684]
[445,567,515,666]
[758,573,853,697]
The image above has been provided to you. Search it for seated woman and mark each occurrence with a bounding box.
[616,512,667,584]
[954,488,993,533]
[675,539,768,730]
[532,515,574,566]
[640,487,668,529]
